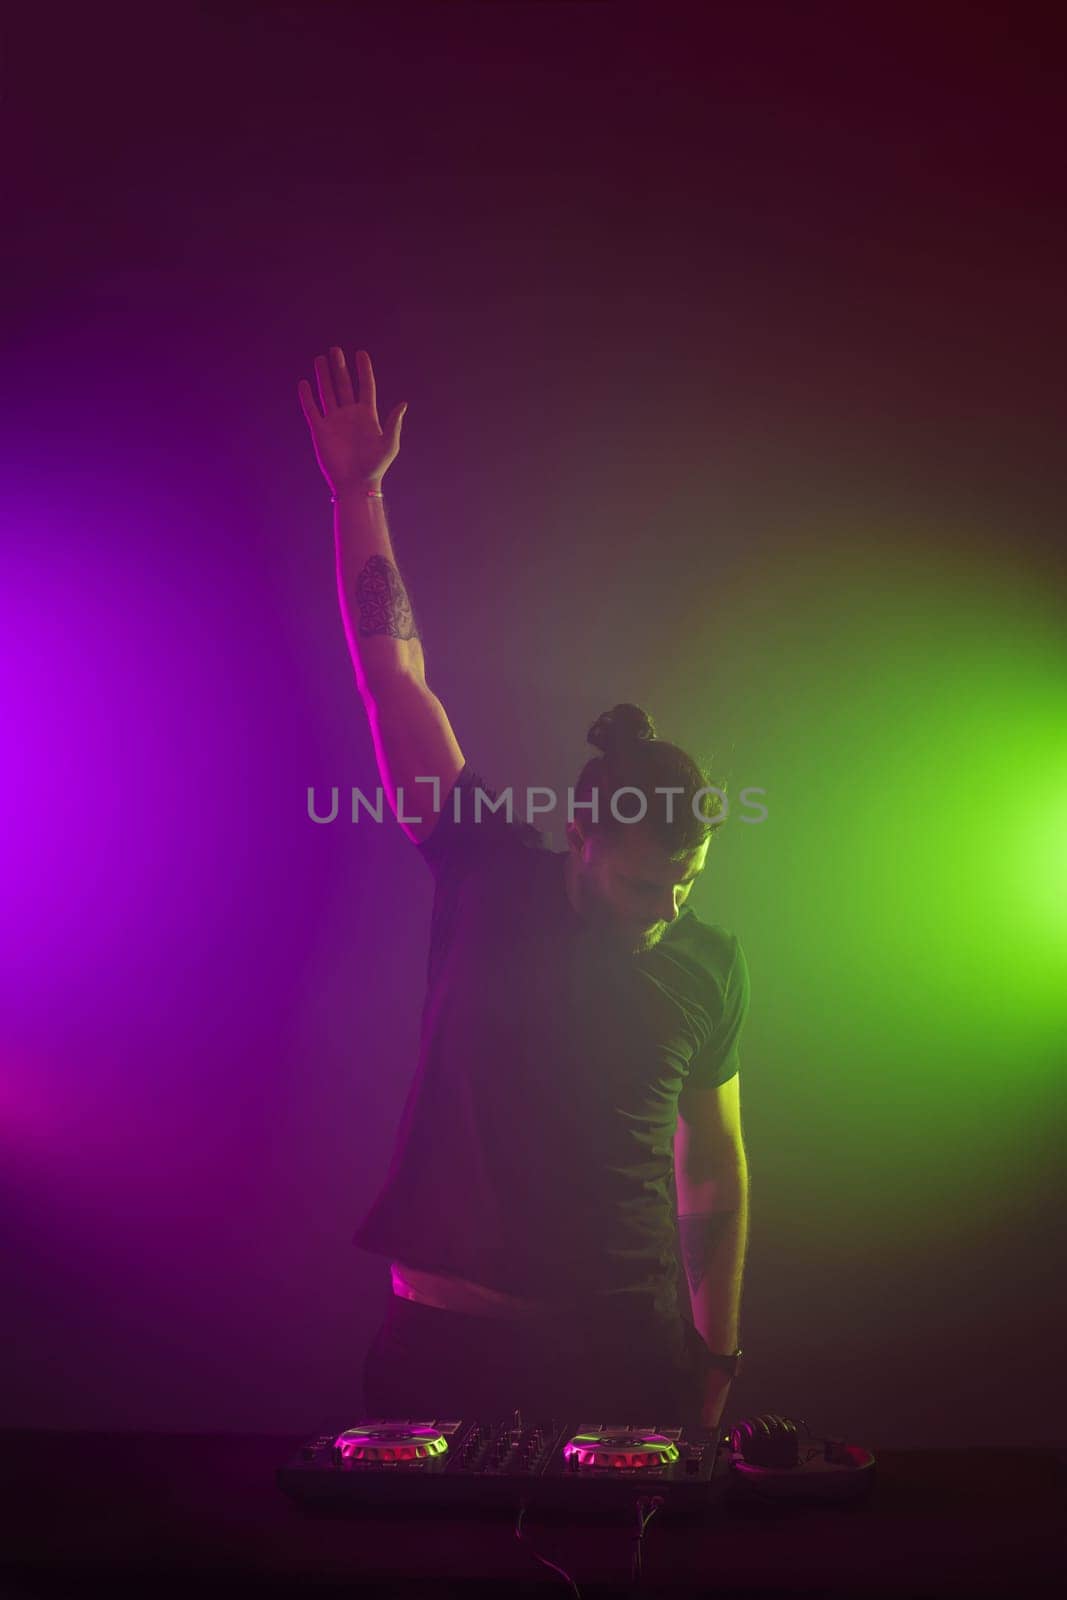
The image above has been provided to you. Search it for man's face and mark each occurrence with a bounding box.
[565,824,709,955]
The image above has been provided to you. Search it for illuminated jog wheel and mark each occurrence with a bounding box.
[563,1430,681,1470]
[333,1425,449,1464]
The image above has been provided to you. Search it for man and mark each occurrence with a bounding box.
[298,348,750,1431]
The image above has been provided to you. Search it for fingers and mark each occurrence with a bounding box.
[299,348,376,422]
[331,346,356,406]
[296,378,323,426]
[355,349,377,417]
[387,400,408,446]
[314,352,337,413]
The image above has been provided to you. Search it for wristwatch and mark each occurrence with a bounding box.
[703,1345,743,1379]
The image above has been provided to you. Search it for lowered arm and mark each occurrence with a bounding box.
[674,1073,749,1354]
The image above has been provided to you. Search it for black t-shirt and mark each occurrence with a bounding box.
[352,759,751,1323]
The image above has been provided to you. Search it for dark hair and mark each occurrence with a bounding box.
[573,702,726,855]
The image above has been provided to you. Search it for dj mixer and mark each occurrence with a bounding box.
[276,1410,876,1517]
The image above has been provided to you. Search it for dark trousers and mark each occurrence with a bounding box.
[362,1292,709,1426]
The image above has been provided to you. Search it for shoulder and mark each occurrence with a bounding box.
[451,760,548,852]
[670,911,749,1035]
[669,912,751,1075]
[668,905,743,986]
[638,908,744,1043]
[417,759,549,876]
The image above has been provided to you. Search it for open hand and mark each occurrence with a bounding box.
[297,347,407,498]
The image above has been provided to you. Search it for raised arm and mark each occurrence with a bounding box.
[298,346,464,844]
[298,346,420,689]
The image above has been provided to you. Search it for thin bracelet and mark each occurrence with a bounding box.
[331,484,384,503]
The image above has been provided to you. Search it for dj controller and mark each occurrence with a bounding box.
[276,1410,876,1518]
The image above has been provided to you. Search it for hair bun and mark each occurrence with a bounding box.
[587,702,656,757]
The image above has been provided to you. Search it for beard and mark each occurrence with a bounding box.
[588,893,664,955]
[566,856,666,956]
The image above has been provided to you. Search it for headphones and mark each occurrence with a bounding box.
[723,1413,876,1501]
[727,1413,801,1468]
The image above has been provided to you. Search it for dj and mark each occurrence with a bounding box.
[299,348,751,1432]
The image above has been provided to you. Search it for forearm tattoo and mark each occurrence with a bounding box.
[678,1212,730,1296]
[355,554,420,640]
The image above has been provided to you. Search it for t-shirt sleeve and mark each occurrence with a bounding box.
[686,935,751,1091]
[415,758,544,885]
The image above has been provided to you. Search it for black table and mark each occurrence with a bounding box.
[0,1427,1063,1597]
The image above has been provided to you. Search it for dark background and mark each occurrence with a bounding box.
[2,0,1065,1448]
